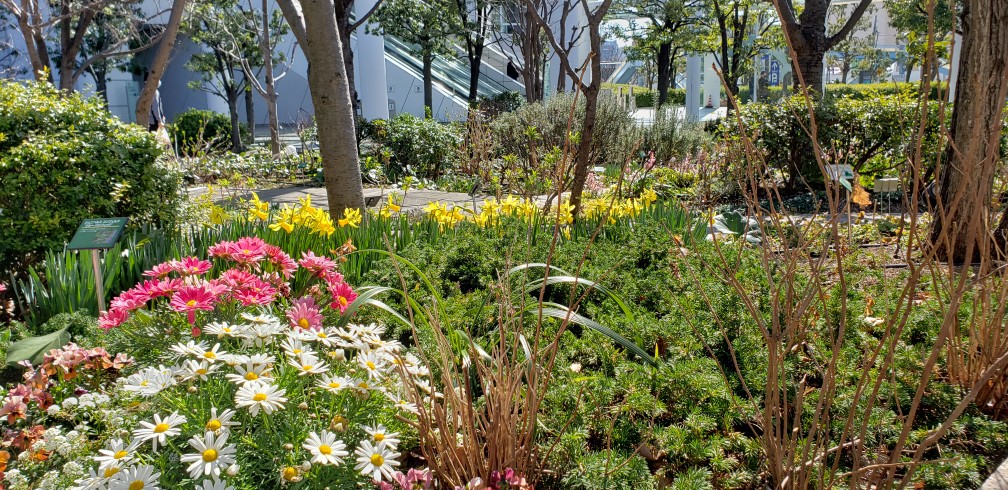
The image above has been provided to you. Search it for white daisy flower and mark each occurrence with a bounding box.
[121,367,176,397]
[302,430,349,466]
[198,343,228,362]
[70,466,111,490]
[357,351,387,380]
[179,431,237,479]
[351,377,375,394]
[133,412,187,451]
[279,337,313,358]
[234,382,287,416]
[316,374,351,394]
[288,352,328,376]
[305,327,340,348]
[170,340,209,358]
[363,424,401,449]
[93,438,139,471]
[203,321,245,338]
[247,353,276,367]
[220,353,250,367]
[240,312,280,325]
[386,392,419,414]
[203,407,240,434]
[196,478,235,490]
[354,440,400,482]
[225,361,273,386]
[179,359,220,381]
[244,322,284,348]
[109,463,161,490]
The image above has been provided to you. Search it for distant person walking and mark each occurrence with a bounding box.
[149,79,165,131]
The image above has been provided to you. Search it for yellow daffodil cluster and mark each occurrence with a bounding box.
[421,189,658,237]
[260,195,360,237]
[378,193,402,218]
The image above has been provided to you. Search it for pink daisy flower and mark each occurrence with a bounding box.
[208,241,234,259]
[109,288,150,312]
[299,251,337,277]
[230,237,268,266]
[173,256,213,276]
[232,280,278,306]
[142,261,175,279]
[141,277,184,298]
[170,283,218,325]
[98,308,129,330]
[287,297,323,330]
[328,281,357,313]
[264,245,298,278]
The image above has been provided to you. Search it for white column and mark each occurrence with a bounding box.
[355,0,389,120]
[752,54,760,103]
[947,33,962,103]
[686,55,702,120]
[703,53,720,108]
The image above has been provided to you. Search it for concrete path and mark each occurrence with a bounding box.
[983,458,1008,489]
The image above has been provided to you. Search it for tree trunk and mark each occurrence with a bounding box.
[227,89,243,152]
[792,46,826,92]
[422,50,434,117]
[904,58,914,83]
[262,0,281,155]
[136,0,187,125]
[468,43,484,103]
[656,40,671,107]
[335,1,359,127]
[841,58,850,84]
[94,66,109,106]
[930,0,1008,264]
[293,0,365,215]
[245,86,255,147]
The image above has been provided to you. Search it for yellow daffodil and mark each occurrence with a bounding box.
[338,207,362,228]
[247,192,269,222]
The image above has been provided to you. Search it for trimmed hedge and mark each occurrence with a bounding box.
[169,109,249,156]
[0,80,181,273]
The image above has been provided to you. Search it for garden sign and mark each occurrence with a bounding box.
[67,217,128,313]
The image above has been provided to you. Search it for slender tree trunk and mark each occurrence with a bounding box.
[841,58,850,83]
[94,66,109,106]
[227,89,243,152]
[930,0,1008,264]
[422,50,434,117]
[262,0,281,155]
[245,86,255,147]
[656,40,671,107]
[136,0,187,125]
[292,0,365,215]
[468,43,484,103]
[904,58,914,82]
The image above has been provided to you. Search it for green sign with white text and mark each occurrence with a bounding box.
[67,218,129,250]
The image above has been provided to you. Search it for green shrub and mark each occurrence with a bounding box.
[712,92,947,185]
[491,92,638,170]
[364,113,461,180]
[169,108,248,156]
[0,79,181,274]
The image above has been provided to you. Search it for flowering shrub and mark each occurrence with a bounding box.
[0,344,133,489]
[52,238,432,489]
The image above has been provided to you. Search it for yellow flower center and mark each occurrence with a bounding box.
[358,382,369,390]
[196,368,208,375]
[244,372,259,381]
[366,361,376,370]
[293,349,303,355]
[186,300,197,307]
[203,351,216,359]
[206,419,222,431]
[113,450,129,459]
[302,364,313,371]
[339,297,348,307]
[153,423,169,433]
[329,382,340,389]
[253,393,268,402]
[140,380,149,387]
[202,448,218,462]
[129,481,145,490]
[319,444,332,455]
[370,454,384,466]
[282,467,298,481]
[374,433,384,442]
[223,327,232,333]
[104,467,120,478]
[298,318,310,328]
[317,332,328,339]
